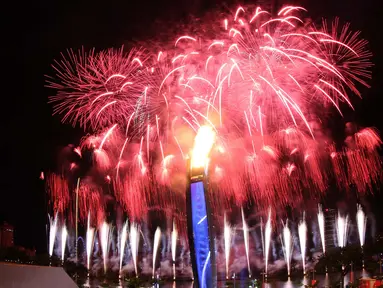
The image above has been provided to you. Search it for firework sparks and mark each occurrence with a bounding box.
[191,125,216,169]
[119,221,128,273]
[336,212,349,248]
[298,216,307,274]
[46,4,380,237]
[86,213,95,271]
[317,205,326,254]
[99,221,110,274]
[241,208,251,277]
[130,223,140,276]
[224,213,232,279]
[281,220,293,277]
[263,209,272,275]
[171,220,178,280]
[356,204,367,247]
[49,213,58,257]
[152,227,162,278]
[61,225,68,262]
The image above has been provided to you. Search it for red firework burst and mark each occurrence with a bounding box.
[46,4,381,220]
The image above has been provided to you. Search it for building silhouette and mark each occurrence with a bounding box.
[324,208,336,250]
[0,222,14,248]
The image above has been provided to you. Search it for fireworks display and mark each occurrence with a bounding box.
[86,213,95,270]
[44,3,382,275]
[48,213,58,257]
[100,221,111,273]
[152,227,162,278]
[336,212,349,248]
[130,223,140,276]
[46,4,381,225]
[241,208,251,277]
[119,221,128,273]
[281,220,293,276]
[171,220,177,279]
[317,204,326,254]
[224,213,232,279]
[263,209,272,275]
[298,216,307,275]
[61,225,68,262]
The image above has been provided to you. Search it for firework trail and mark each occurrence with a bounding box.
[99,221,110,274]
[336,212,349,248]
[263,209,272,275]
[171,220,177,279]
[47,4,381,226]
[152,227,162,278]
[356,204,367,247]
[119,221,128,273]
[46,174,69,215]
[317,204,326,254]
[61,225,68,261]
[130,223,140,276]
[77,179,105,225]
[86,213,95,271]
[171,220,178,262]
[241,208,251,277]
[49,213,58,257]
[223,213,232,279]
[281,220,293,277]
[298,216,307,274]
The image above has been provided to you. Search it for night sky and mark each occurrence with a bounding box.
[3,0,382,252]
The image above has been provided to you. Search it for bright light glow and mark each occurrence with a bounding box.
[191,125,216,169]
[356,204,367,247]
[241,208,251,277]
[336,212,349,248]
[61,225,67,261]
[99,222,110,274]
[171,220,178,280]
[224,213,232,279]
[282,220,293,276]
[263,209,272,275]
[152,227,162,278]
[49,214,58,257]
[171,221,177,262]
[86,213,95,270]
[130,223,140,276]
[298,217,307,274]
[119,221,128,272]
[317,205,326,254]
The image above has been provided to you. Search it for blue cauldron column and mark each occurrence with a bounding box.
[186,161,217,288]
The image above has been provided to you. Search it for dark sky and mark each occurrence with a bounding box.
[3,0,382,252]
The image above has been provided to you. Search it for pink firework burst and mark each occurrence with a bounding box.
[47,4,381,218]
